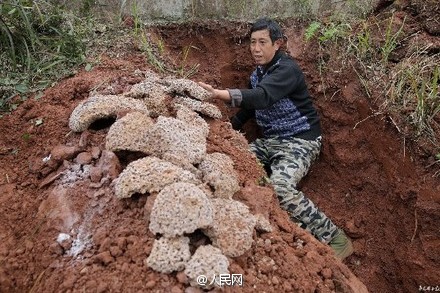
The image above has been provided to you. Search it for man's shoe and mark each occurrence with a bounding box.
[329,229,354,260]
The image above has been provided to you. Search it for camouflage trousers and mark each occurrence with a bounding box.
[250,135,338,243]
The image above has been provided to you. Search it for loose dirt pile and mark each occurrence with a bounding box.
[0,1,439,292]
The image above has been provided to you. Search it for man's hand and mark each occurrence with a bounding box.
[198,82,231,102]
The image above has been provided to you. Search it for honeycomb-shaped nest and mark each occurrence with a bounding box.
[174,96,222,119]
[162,78,211,101]
[184,245,229,289]
[143,116,207,166]
[198,153,240,199]
[146,236,191,274]
[202,198,257,257]
[114,157,201,199]
[105,112,154,153]
[175,104,209,138]
[68,95,150,132]
[149,182,213,237]
[124,80,170,117]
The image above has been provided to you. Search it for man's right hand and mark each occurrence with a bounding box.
[198,82,231,102]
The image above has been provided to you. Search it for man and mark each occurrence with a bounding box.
[199,17,353,260]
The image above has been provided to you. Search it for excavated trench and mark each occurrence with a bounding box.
[151,21,440,292]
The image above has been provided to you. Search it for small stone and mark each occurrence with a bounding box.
[96,282,108,293]
[94,251,114,266]
[58,238,72,251]
[80,267,89,275]
[324,279,335,290]
[25,240,34,252]
[176,271,188,284]
[85,280,97,290]
[321,268,333,279]
[145,280,156,288]
[91,147,101,159]
[93,190,106,199]
[90,166,102,183]
[51,145,79,161]
[116,237,127,251]
[171,286,183,293]
[283,281,293,291]
[79,131,89,149]
[49,243,63,255]
[110,246,122,257]
[98,238,112,252]
[96,150,121,179]
[75,152,93,165]
[264,239,272,252]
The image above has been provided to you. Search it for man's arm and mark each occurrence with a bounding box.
[198,82,255,130]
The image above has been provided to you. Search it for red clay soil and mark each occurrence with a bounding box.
[1,2,439,293]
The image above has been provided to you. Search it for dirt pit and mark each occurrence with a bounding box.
[1,3,440,293]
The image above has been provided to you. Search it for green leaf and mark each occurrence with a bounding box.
[15,83,29,93]
[0,77,13,86]
[85,63,92,71]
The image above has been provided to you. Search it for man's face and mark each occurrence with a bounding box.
[250,29,281,66]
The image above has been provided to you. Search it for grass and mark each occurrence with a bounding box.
[304,20,352,97]
[0,0,93,115]
[386,53,440,138]
[130,2,199,78]
[380,14,405,64]
[0,0,201,118]
[348,14,439,144]
[174,45,200,78]
[305,11,439,170]
[305,21,351,43]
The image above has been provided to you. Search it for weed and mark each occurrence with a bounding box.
[22,133,31,141]
[380,14,405,64]
[305,21,351,44]
[157,38,165,55]
[352,21,373,60]
[138,32,166,73]
[305,21,321,41]
[129,6,199,78]
[175,45,200,78]
[304,20,352,98]
[80,0,95,17]
[131,1,142,35]
[0,0,92,113]
[386,53,440,138]
[319,22,351,43]
[296,0,312,18]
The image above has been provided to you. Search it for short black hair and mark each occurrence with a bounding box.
[250,17,284,43]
